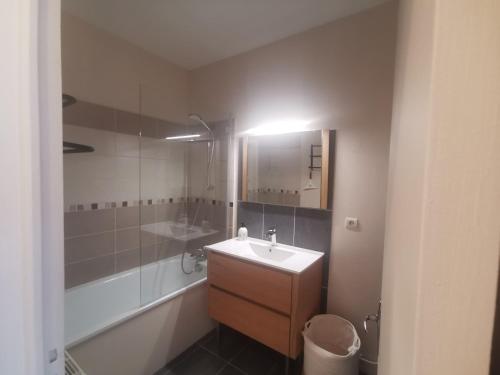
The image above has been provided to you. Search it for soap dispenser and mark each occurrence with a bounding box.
[237,223,248,241]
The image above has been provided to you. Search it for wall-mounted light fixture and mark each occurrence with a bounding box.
[165,134,201,140]
[245,119,311,136]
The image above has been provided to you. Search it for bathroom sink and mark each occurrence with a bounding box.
[248,242,295,261]
[205,237,323,273]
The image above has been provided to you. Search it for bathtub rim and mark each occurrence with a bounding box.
[65,264,207,349]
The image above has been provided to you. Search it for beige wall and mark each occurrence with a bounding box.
[190,2,398,366]
[379,0,500,374]
[62,13,189,123]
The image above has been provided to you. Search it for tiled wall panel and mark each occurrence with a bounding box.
[63,101,233,289]
[64,201,229,289]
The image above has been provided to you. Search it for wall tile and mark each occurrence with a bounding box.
[237,201,263,239]
[154,229,169,246]
[63,124,116,156]
[294,208,332,287]
[140,158,165,199]
[65,231,114,264]
[116,110,142,137]
[188,232,225,253]
[214,205,228,230]
[116,206,140,229]
[141,245,157,265]
[63,154,119,207]
[203,204,227,230]
[64,209,115,237]
[63,101,115,132]
[156,203,182,222]
[187,202,208,227]
[65,254,115,289]
[114,245,158,270]
[141,116,159,138]
[141,204,156,225]
[116,132,140,158]
[155,203,169,222]
[115,110,157,138]
[263,204,294,246]
[116,228,140,252]
[156,120,190,139]
[113,157,140,202]
[116,248,140,273]
[140,228,158,247]
[140,137,160,159]
[157,240,185,260]
[294,208,332,254]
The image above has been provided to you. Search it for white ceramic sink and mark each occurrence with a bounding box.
[248,242,295,261]
[205,237,323,273]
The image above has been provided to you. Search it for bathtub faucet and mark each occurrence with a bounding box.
[189,248,207,261]
[189,248,206,273]
[181,248,206,275]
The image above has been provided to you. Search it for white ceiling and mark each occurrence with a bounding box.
[62,0,388,70]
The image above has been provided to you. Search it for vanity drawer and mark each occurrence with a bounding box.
[208,251,292,314]
[208,286,290,356]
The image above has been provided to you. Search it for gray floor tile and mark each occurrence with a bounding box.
[216,364,246,375]
[229,339,281,375]
[157,327,308,375]
[199,327,250,361]
[163,347,226,375]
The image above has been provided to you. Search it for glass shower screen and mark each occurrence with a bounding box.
[139,84,232,306]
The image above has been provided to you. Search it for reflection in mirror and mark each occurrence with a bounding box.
[242,130,334,209]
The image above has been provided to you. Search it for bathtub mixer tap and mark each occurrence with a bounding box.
[190,248,207,272]
[189,248,207,261]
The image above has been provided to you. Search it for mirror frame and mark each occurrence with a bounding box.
[239,129,335,209]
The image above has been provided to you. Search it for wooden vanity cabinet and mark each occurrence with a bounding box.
[207,251,322,359]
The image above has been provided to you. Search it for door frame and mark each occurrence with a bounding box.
[0,0,64,374]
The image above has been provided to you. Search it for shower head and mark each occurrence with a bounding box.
[188,113,212,133]
[188,113,203,122]
[188,113,215,141]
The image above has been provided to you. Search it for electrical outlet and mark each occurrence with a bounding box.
[345,217,359,230]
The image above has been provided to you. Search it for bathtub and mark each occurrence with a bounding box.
[65,253,207,347]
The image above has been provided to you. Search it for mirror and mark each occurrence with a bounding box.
[240,129,335,209]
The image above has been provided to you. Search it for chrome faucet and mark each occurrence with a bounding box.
[188,248,206,273]
[189,248,207,262]
[265,226,277,247]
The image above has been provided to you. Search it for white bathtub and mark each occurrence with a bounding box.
[65,253,207,347]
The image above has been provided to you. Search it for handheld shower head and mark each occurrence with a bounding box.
[188,113,212,134]
[188,113,202,122]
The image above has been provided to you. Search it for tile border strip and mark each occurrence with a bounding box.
[66,197,230,213]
